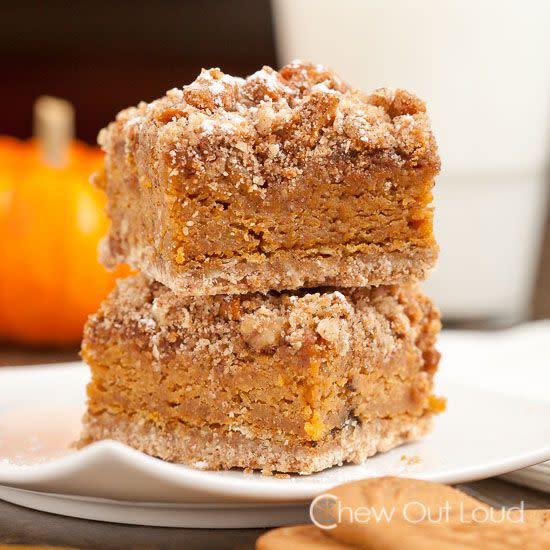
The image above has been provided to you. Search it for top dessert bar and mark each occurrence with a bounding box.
[96,61,439,295]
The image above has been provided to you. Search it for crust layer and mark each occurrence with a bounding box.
[102,244,437,296]
[79,411,433,475]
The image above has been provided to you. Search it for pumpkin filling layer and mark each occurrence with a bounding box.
[79,274,441,474]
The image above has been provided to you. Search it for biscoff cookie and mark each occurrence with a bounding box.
[256,525,354,550]
[256,477,550,549]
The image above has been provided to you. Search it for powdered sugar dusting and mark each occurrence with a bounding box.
[100,60,436,199]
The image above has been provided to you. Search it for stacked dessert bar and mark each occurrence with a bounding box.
[79,61,443,474]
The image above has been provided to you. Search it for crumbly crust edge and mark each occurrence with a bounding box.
[78,411,433,475]
[101,243,438,296]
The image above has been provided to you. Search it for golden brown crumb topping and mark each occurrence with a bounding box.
[85,273,440,374]
[98,60,439,195]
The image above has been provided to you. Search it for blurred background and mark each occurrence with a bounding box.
[1,0,550,365]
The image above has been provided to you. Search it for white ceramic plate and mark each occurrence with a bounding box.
[1,323,550,527]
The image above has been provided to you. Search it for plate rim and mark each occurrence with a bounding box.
[2,438,550,503]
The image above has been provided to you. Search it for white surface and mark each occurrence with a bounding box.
[0,324,550,526]
[424,173,549,320]
[272,0,550,320]
[501,462,550,494]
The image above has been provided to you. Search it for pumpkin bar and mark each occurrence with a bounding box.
[95,61,439,296]
[79,274,442,474]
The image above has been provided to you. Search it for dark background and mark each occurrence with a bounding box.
[1,0,276,143]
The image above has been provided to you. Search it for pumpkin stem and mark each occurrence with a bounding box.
[33,96,74,167]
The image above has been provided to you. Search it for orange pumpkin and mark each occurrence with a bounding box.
[0,136,126,345]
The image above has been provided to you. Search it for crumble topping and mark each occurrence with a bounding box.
[98,60,439,195]
[87,274,440,376]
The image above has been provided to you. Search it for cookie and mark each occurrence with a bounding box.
[256,525,355,550]
[256,477,550,550]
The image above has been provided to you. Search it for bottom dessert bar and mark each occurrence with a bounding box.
[79,274,442,474]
